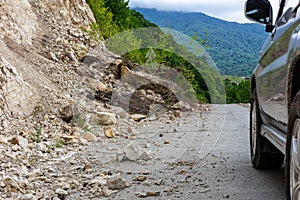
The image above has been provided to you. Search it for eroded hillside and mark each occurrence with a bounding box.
[0,1,197,199]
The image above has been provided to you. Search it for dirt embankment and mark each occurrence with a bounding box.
[0,1,203,199]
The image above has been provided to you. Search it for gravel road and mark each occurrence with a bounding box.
[84,104,285,200]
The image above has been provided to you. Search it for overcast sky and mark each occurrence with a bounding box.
[129,0,280,23]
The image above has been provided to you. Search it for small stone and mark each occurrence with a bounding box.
[146,191,161,197]
[88,177,106,186]
[139,152,151,161]
[96,112,117,125]
[142,171,150,175]
[123,144,141,161]
[154,179,163,186]
[0,135,8,144]
[60,105,73,123]
[121,65,129,77]
[11,136,28,148]
[37,143,48,152]
[106,175,126,190]
[174,110,181,117]
[102,186,117,197]
[135,176,147,182]
[92,80,110,92]
[36,191,44,199]
[111,58,123,66]
[136,192,147,198]
[19,165,29,176]
[145,143,150,148]
[78,138,88,145]
[82,132,98,142]
[62,125,71,132]
[22,194,34,200]
[164,141,170,144]
[55,188,68,196]
[172,101,192,112]
[117,144,151,162]
[169,115,176,121]
[104,126,115,138]
[11,145,19,151]
[130,114,147,122]
[127,127,133,133]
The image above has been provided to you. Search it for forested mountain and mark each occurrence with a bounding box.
[135,8,269,77]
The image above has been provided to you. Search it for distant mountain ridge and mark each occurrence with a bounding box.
[134,8,269,77]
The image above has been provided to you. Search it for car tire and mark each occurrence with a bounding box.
[286,91,300,200]
[250,89,284,169]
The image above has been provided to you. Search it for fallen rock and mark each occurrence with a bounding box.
[134,176,147,182]
[104,126,115,138]
[146,191,161,197]
[106,175,126,190]
[82,132,98,142]
[96,112,117,125]
[90,79,110,92]
[120,65,129,77]
[117,143,151,162]
[102,186,118,197]
[130,114,147,122]
[11,136,28,148]
[88,177,106,186]
[78,138,88,145]
[0,58,40,117]
[0,135,8,144]
[139,152,151,161]
[172,101,192,112]
[136,192,148,198]
[55,188,68,195]
[60,105,73,123]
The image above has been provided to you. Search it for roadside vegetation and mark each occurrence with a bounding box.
[86,0,250,104]
[224,77,251,103]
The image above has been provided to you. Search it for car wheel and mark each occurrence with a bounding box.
[250,89,284,169]
[286,92,300,200]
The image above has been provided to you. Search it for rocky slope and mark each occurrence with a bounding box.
[0,0,123,199]
[0,1,198,199]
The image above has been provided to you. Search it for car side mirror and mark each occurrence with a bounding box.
[245,0,274,32]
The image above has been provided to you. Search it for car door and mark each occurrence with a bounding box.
[257,0,300,131]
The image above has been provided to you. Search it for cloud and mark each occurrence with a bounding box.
[129,0,279,23]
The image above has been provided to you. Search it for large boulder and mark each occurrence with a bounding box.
[0,58,40,117]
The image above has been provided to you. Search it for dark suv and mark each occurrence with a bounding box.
[245,0,300,199]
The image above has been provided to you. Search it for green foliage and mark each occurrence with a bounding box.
[136,8,268,77]
[105,30,142,55]
[86,0,157,39]
[224,77,251,103]
[31,127,43,143]
[86,0,119,39]
[54,138,65,148]
[86,0,229,104]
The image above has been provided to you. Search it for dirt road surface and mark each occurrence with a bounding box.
[81,104,285,200]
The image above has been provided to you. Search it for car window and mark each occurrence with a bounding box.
[276,0,299,26]
[284,0,299,12]
[277,7,293,26]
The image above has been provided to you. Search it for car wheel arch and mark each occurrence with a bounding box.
[286,90,300,200]
[251,75,257,95]
[288,53,300,110]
